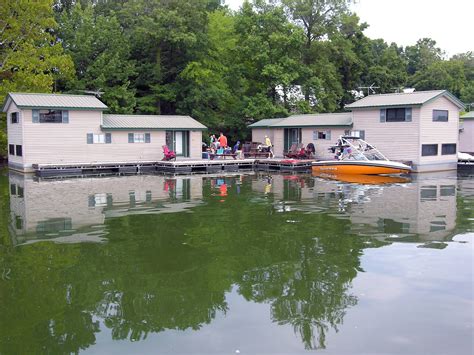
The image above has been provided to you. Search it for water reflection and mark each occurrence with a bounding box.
[0,170,472,353]
[8,173,204,245]
[253,171,461,244]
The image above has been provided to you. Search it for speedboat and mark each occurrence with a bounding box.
[312,136,412,175]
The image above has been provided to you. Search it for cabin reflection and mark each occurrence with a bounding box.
[252,171,458,243]
[8,173,203,245]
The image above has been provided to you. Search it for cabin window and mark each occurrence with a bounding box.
[441,143,456,155]
[15,145,22,157]
[36,218,72,234]
[10,112,19,124]
[37,109,68,123]
[433,110,448,122]
[421,144,438,156]
[344,130,365,139]
[94,134,105,144]
[315,130,331,140]
[87,133,111,144]
[381,108,412,122]
[9,144,15,155]
[128,133,151,143]
[10,184,24,197]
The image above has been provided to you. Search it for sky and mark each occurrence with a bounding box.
[224,0,474,57]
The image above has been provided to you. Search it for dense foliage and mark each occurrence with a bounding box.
[1,0,473,155]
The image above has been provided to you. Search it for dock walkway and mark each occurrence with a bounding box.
[33,158,314,177]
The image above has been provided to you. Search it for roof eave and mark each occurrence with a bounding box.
[17,105,107,110]
[101,126,207,131]
[271,123,353,128]
[1,94,13,112]
[345,103,423,110]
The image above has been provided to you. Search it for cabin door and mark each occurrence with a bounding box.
[166,131,190,157]
[284,128,302,152]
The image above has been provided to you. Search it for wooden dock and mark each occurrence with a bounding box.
[33,158,314,177]
[255,158,313,171]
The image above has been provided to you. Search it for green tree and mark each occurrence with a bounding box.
[115,0,214,114]
[233,1,306,119]
[177,9,238,129]
[0,0,74,157]
[405,38,444,75]
[58,4,136,113]
[0,0,74,97]
[410,60,466,97]
[282,0,352,107]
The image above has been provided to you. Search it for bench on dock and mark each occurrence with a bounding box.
[243,142,271,159]
[209,153,237,160]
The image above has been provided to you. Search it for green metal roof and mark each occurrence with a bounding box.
[461,111,474,119]
[102,114,207,130]
[2,92,108,112]
[248,118,285,128]
[249,113,352,128]
[345,90,464,110]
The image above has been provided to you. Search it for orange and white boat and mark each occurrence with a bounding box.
[312,136,412,175]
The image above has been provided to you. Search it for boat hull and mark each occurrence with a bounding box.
[312,161,411,175]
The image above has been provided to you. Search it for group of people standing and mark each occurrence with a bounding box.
[209,133,241,155]
[209,132,228,150]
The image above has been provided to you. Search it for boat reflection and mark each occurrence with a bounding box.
[313,172,411,184]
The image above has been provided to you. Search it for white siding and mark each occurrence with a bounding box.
[419,96,459,168]
[189,130,203,159]
[6,102,23,166]
[17,109,202,169]
[273,128,284,157]
[302,127,346,160]
[352,107,421,164]
[459,119,474,153]
[251,128,275,145]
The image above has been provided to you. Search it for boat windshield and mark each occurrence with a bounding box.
[330,136,388,161]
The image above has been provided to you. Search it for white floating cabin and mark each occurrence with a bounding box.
[249,90,464,172]
[3,93,207,172]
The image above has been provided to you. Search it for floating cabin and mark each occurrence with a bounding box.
[250,90,465,172]
[459,111,474,154]
[3,93,207,173]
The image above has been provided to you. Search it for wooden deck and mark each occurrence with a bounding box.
[32,158,315,177]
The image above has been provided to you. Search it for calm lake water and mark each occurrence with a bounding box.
[0,168,473,354]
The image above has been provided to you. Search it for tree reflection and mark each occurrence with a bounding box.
[0,174,374,353]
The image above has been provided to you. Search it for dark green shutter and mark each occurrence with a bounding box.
[405,108,412,122]
[62,110,69,123]
[184,131,189,157]
[380,109,386,122]
[360,130,365,140]
[32,109,39,123]
[326,130,331,140]
[128,133,134,143]
[145,133,151,143]
[87,133,93,144]
[105,133,112,144]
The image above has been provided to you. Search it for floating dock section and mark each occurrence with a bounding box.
[33,159,311,177]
